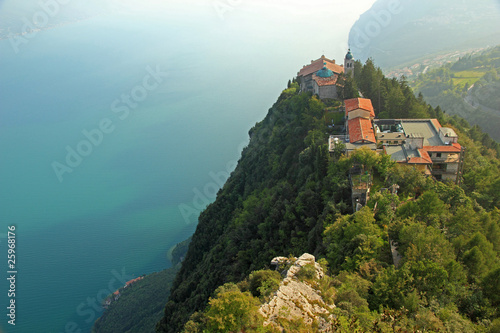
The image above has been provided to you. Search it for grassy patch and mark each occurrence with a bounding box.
[451,69,487,86]
[453,69,487,78]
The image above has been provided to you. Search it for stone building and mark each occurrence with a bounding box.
[298,55,343,99]
[297,51,355,100]
[329,97,465,183]
[379,119,465,182]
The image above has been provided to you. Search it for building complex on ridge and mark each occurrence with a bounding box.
[329,97,465,183]
[297,51,465,184]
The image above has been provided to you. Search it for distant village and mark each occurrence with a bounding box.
[103,276,144,309]
[385,47,488,79]
[297,51,466,210]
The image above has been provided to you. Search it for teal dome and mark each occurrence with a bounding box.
[316,62,334,78]
[345,49,353,60]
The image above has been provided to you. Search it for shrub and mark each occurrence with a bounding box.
[248,270,282,299]
[296,263,317,281]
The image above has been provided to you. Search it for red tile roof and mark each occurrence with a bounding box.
[422,143,462,152]
[407,157,432,164]
[313,73,339,86]
[348,118,376,143]
[298,57,344,77]
[406,144,461,165]
[431,119,442,130]
[345,98,375,118]
[125,277,143,286]
[409,149,432,164]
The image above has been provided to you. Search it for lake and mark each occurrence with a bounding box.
[0,1,375,331]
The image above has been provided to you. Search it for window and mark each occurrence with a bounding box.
[436,153,442,158]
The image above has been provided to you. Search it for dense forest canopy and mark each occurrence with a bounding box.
[157,59,500,332]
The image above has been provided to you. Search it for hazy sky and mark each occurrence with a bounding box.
[1,0,378,59]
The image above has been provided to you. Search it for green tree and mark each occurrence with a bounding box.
[384,81,405,118]
[461,232,498,282]
[408,260,448,299]
[398,223,455,265]
[324,207,387,272]
[204,284,264,332]
[397,190,450,226]
[338,73,359,100]
[247,270,281,299]
[370,265,413,310]
[482,267,500,307]
[349,147,380,173]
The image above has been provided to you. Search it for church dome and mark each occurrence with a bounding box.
[316,62,334,78]
[345,49,353,60]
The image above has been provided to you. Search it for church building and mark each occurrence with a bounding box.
[297,50,355,100]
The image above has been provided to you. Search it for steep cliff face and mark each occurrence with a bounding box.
[156,84,351,332]
[260,254,336,332]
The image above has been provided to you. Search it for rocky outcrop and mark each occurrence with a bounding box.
[260,253,335,332]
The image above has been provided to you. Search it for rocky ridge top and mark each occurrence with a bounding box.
[260,253,336,332]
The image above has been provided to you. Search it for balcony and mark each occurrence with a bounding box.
[430,155,460,163]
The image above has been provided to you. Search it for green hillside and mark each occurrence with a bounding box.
[92,268,178,333]
[92,238,191,333]
[157,60,500,332]
[411,46,500,142]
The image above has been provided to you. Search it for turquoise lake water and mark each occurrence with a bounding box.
[0,1,367,331]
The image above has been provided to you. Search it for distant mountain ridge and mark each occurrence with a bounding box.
[348,0,500,70]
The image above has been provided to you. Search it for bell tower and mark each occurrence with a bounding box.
[344,49,355,77]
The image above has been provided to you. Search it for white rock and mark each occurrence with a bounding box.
[260,253,335,332]
[271,256,289,266]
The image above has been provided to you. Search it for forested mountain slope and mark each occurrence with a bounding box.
[157,61,500,332]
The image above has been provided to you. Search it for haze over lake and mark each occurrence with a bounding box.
[0,0,376,331]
